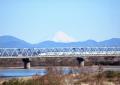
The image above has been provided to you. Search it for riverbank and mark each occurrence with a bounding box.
[0,66,120,85]
[0,76,32,84]
[0,66,120,71]
[0,71,120,85]
[0,57,120,68]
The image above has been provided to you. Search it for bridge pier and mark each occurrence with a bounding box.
[80,60,84,67]
[22,58,31,69]
[76,57,85,67]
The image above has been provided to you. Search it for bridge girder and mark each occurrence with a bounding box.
[0,47,120,58]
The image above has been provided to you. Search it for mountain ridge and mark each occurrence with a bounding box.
[0,35,120,48]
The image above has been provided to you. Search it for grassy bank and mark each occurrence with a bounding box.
[1,66,120,85]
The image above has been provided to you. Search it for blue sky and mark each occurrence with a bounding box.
[0,0,120,43]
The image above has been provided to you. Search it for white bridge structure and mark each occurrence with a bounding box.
[0,47,120,69]
[0,47,120,58]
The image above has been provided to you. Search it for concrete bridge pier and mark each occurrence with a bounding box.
[76,57,85,67]
[80,60,84,67]
[22,58,31,69]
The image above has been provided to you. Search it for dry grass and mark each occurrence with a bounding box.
[1,66,120,85]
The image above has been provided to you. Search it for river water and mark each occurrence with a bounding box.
[0,67,79,78]
[0,66,120,78]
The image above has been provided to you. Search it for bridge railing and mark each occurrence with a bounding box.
[0,47,120,58]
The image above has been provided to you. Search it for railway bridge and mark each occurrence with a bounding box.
[0,47,120,69]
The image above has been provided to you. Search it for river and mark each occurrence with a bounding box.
[0,66,120,78]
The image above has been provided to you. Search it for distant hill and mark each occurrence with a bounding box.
[0,35,120,48]
[0,36,31,48]
[35,38,120,48]
[34,40,98,48]
[98,38,120,47]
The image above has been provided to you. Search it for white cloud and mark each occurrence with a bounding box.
[52,31,76,43]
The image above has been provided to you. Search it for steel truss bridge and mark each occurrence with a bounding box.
[0,47,120,58]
